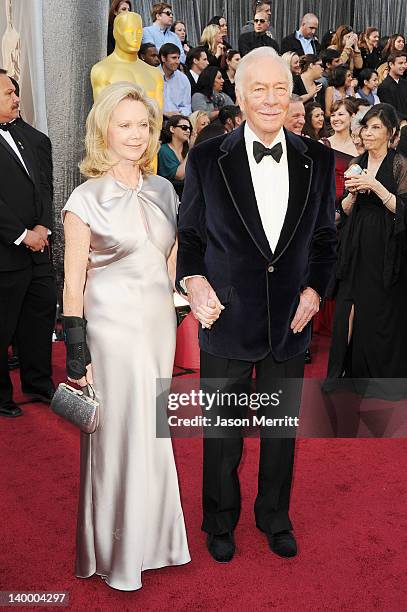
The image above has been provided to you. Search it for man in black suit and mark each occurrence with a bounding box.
[185,47,209,95]
[238,9,279,57]
[177,48,336,562]
[0,70,56,417]
[281,13,320,56]
[378,52,407,116]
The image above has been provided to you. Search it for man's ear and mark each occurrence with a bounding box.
[236,90,245,113]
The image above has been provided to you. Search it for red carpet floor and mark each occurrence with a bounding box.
[1,331,407,611]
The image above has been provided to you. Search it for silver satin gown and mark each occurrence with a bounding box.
[62,173,190,591]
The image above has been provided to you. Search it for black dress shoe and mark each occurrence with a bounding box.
[8,355,20,370]
[21,385,55,404]
[0,401,23,417]
[206,532,236,563]
[305,348,312,364]
[266,530,297,558]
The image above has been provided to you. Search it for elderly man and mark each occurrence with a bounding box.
[177,48,336,562]
[0,70,56,417]
[284,94,305,135]
[281,13,321,55]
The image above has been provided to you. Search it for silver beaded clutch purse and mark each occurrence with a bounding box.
[51,383,99,434]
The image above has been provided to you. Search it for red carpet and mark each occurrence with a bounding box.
[1,331,407,611]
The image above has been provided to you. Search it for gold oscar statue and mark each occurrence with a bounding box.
[91,12,163,107]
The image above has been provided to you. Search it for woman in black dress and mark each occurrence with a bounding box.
[326,104,407,398]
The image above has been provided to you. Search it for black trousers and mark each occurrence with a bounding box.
[200,349,305,535]
[0,262,56,406]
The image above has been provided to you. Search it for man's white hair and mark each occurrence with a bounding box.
[235,47,293,98]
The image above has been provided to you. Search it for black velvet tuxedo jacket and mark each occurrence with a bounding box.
[0,121,53,272]
[176,124,337,362]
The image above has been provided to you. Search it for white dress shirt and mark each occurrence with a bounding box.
[0,128,29,244]
[180,123,290,294]
[244,123,289,253]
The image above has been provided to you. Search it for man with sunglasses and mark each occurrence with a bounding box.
[241,1,274,38]
[142,2,185,64]
[238,10,279,57]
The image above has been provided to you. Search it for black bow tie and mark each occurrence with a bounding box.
[253,141,283,164]
[0,121,15,131]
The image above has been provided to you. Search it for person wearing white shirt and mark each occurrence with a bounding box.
[281,14,321,56]
[176,48,336,563]
[0,70,56,418]
[141,2,185,64]
[159,43,191,117]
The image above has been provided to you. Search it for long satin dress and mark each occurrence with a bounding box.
[62,173,190,591]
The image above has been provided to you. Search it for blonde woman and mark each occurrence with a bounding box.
[62,82,190,591]
[281,51,301,76]
[377,62,389,85]
[200,23,226,67]
[189,110,210,145]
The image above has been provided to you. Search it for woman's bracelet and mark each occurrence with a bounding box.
[382,191,394,205]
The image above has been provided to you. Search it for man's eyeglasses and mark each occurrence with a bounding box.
[254,18,266,23]
[176,125,192,132]
[161,10,173,17]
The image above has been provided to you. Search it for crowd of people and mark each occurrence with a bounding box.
[107,2,407,200]
[1,0,407,598]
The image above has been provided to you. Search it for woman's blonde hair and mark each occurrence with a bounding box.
[281,51,299,71]
[189,110,209,131]
[376,62,389,85]
[80,81,162,178]
[200,24,220,52]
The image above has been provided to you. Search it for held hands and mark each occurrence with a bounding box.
[186,277,225,329]
[290,287,320,334]
[22,229,47,252]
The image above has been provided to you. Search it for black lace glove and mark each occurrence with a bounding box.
[61,315,91,380]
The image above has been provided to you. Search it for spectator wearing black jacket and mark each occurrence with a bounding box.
[238,10,279,57]
[185,47,209,95]
[281,13,320,56]
[378,52,407,116]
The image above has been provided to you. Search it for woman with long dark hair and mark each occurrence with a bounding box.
[158,115,192,196]
[381,33,406,62]
[292,54,324,105]
[303,102,329,143]
[326,104,407,398]
[221,49,241,103]
[171,20,191,56]
[191,66,234,121]
[358,26,381,69]
[325,65,355,117]
[107,0,132,55]
[328,99,358,200]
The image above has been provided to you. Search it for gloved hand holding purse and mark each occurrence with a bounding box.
[61,315,93,385]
